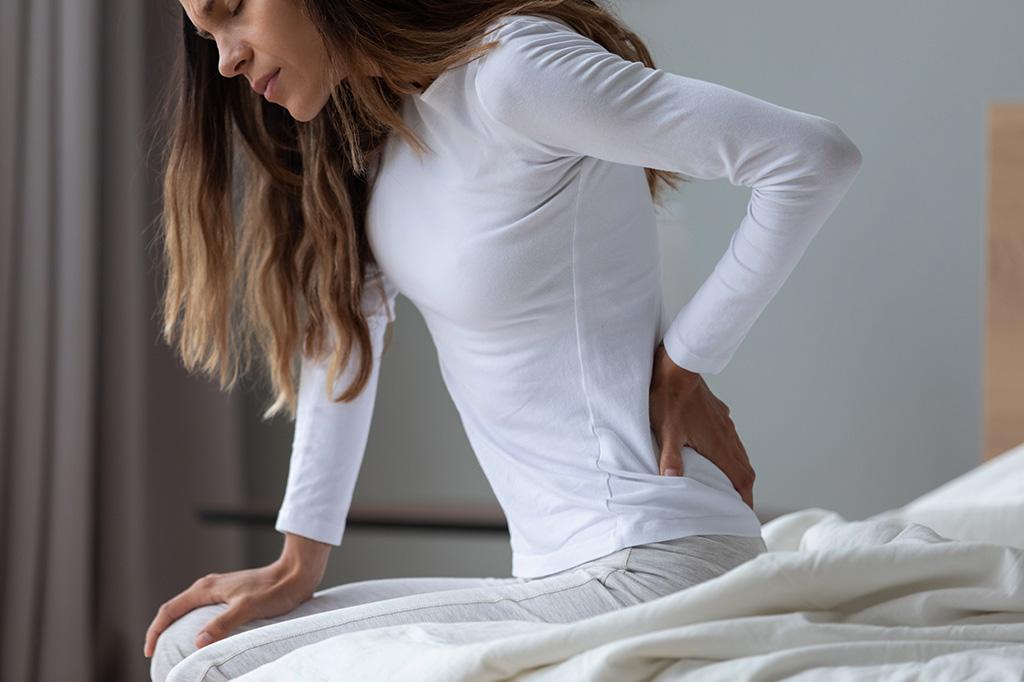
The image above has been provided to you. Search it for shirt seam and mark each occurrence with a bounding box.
[469,19,582,161]
[570,159,616,531]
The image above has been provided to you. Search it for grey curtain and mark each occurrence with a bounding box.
[0,1,246,680]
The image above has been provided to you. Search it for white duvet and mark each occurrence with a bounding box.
[236,444,1024,681]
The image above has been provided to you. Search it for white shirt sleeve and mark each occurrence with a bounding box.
[274,262,399,546]
[473,15,863,374]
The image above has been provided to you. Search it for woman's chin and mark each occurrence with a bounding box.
[283,100,318,123]
[280,90,333,123]
[290,107,315,123]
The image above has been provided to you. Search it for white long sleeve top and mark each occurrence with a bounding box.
[275,13,863,578]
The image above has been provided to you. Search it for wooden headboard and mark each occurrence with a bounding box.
[984,103,1024,461]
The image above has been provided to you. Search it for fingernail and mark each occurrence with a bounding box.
[663,468,679,476]
[196,632,214,648]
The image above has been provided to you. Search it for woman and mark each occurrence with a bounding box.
[145,0,862,679]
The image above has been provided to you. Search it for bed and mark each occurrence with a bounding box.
[217,439,1023,681]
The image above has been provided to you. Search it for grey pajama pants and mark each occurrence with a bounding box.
[152,532,767,681]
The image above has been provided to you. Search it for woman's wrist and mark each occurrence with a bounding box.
[653,341,702,389]
[275,532,331,583]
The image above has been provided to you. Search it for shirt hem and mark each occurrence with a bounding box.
[510,512,763,578]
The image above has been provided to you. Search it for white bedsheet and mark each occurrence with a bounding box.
[235,443,1024,681]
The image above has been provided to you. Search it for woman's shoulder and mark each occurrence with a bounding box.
[473,13,592,121]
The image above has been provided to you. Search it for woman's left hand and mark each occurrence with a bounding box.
[649,341,756,509]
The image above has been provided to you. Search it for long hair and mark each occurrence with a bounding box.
[155,0,688,421]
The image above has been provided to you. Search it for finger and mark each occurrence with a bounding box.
[196,598,251,648]
[738,483,754,509]
[144,576,217,658]
[721,425,754,505]
[659,441,684,477]
[731,457,755,509]
[727,460,755,509]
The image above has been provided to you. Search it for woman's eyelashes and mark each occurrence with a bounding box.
[192,1,241,40]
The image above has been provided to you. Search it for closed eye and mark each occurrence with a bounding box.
[193,1,243,40]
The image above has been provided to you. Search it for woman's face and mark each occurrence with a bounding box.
[179,0,353,121]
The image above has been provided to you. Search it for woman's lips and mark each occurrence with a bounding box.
[264,69,282,100]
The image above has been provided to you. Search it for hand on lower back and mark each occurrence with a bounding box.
[649,341,756,509]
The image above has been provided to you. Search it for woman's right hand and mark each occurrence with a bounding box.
[143,532,331,658]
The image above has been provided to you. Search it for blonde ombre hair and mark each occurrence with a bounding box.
[155,0,688,421]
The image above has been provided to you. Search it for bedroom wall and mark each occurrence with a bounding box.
[239,0,1024,583]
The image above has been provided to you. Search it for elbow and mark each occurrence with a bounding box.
[830,125,863,175]
[814,119,863,180]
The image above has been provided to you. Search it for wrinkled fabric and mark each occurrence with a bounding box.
[237,510,1024,681]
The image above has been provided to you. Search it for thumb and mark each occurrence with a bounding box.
[659,440,684,477]
[196,600,249,648]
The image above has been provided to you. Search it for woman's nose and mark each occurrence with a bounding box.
[217,41,249,79]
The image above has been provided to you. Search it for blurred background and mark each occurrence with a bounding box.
[2,0,1022,680]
